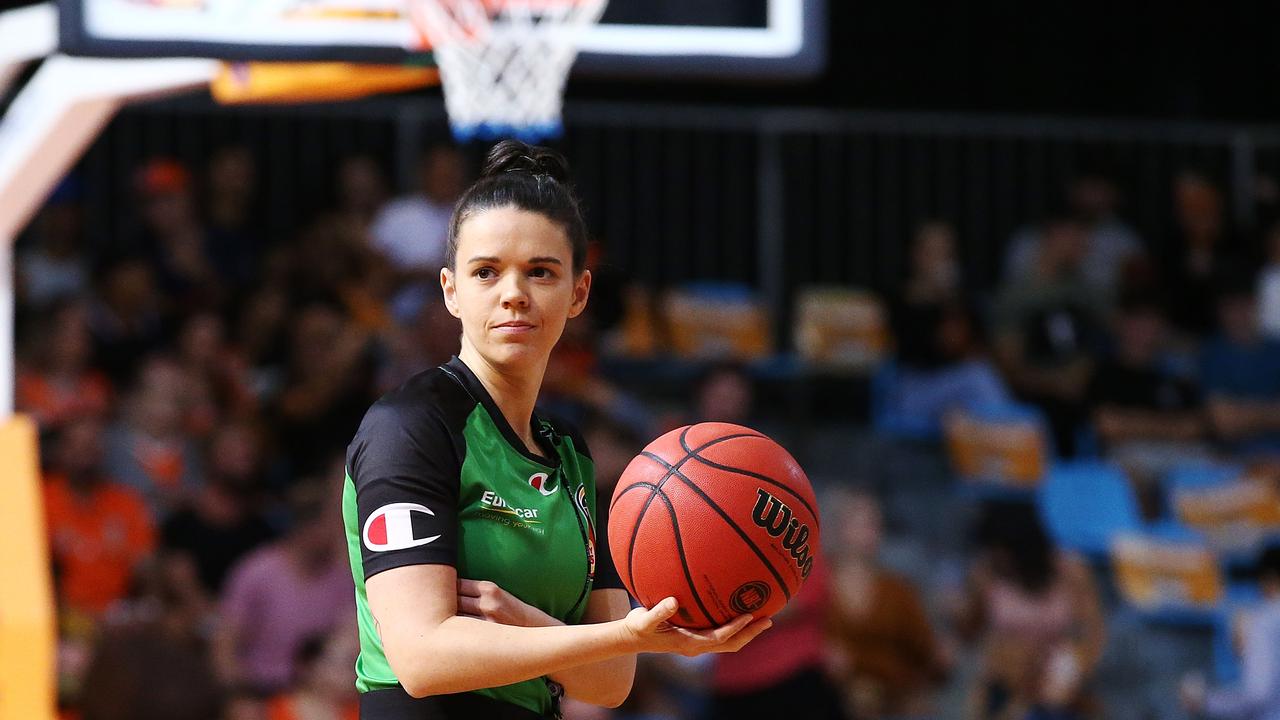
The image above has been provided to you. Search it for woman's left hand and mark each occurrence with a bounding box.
[457,579,562,628]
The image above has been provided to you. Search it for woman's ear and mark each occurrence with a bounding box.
[567,269,592,319]
[441,268,462,319]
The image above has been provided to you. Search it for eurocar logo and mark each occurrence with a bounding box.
[363,503,441,552]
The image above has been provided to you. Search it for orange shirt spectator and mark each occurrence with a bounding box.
[16,370,111,429]
[264,696,358,720]
[45,473,155,615]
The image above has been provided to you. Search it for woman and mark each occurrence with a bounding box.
[956,502,1105,720]
[343,141,771,719]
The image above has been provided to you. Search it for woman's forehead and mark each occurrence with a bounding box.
[457,206,570,261]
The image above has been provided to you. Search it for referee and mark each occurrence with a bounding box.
[343,140,772,719]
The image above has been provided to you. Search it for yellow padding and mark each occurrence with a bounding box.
[0,415,54,720]
[212,62,439,105]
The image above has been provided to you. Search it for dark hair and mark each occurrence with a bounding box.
[447,140,588,273]
[974,500,1056,594]
[1259,544,1280,583]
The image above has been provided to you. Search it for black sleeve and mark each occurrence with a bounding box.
[593,488,626,592]
[347,401,461,580]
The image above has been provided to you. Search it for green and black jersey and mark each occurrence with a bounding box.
[343,356,624,719]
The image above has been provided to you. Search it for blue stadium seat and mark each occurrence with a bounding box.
[870,360,942,440]
[1039,460,1143,558]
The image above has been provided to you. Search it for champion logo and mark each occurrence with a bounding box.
[363,503,441,552]
[529,472,556,496]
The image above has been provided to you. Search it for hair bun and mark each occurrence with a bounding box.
[481,139,572,185]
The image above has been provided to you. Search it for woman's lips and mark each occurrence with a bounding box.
[493,322,536,334]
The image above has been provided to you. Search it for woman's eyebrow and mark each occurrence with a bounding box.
[527,257,563,265]
[466,256,501,264]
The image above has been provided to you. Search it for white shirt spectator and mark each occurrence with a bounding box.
[1004,218,1142,292]
[370,195,452,272]
[1204,598,1280,720]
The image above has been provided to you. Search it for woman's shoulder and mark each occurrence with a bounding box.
[363,365,476,431]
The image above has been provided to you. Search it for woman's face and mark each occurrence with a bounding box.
[442,206,590,370]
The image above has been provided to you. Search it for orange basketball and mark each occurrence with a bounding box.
[608,422,819,629]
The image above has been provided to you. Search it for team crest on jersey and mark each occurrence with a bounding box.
[363,503,441,552]
[529,472,556,496]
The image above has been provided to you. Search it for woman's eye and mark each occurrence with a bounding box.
[475,268,495,279]
[530,267,553,279]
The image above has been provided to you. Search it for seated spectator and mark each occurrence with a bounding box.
[1164,172,1249,338]
[213,480,352,699]
[1257,221,1280,340]
[16,298,112,434]
[826,490,946,719]
[87,257,167,386]
[1201,274,1280,455]
[203,146,262,293]
[333,154,390,231]
[17,176,91,310]
[77,561,225,720]
[956,502,1106,720]
[1004,172,1144,295]
[272,302,377,478]
[710,547,842,720]
[371,143,465,278]
[131,158,225,312]
[1089,294,1210,493]
[264,630,360,720]
[45,417,156,618]
[890,221,1010,431]
[103,355,205,518]
[1181,545,1280,720]
[161,421,275,603]
[993,214,1107,456]
[175,311,256,422]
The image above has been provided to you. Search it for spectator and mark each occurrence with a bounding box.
[103,354,206,518]
[334,155,390,229]
[212,479,352,698]
[176,310,256,421]
[87,257,167,385]
[956,502,1106,720]
[132,158,224,312]
[826,490,946,719]
[204,145,262,291]
[45,417,156,618]
[1164,172,1247,338]
[1181,545,1280,720]
[1201,273,1280,454]
[77,561,225,720]
[16,176,91,309]
[1004,173,1144,295]
[376,299,460,393]
[709,554,843,720]
[160,422,276,601]
[272,302,376,478]
[264,630,360,720]
[1088,294,1210,496]
[993,214,1107,456]
[370,143,466,276]
[16,298,112,434]
[889,221,1011,431]
[1257,221,1280,340]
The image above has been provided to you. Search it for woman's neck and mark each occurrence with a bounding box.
[458,345,546,452]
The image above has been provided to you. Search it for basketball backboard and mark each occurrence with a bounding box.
[57,0,825,79]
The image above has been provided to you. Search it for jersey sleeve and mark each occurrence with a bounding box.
[347,401,461,580]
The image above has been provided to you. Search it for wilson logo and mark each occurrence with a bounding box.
[751,489,814,578]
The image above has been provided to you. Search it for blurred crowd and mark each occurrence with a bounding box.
[15,140,1280,720]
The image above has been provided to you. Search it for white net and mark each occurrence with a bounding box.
[408,0,607,141]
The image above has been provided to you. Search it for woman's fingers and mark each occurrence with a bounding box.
[458,596,482,617]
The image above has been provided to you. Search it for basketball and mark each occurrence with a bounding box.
[608,422,819,629]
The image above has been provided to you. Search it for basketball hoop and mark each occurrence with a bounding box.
[407,0,607,142]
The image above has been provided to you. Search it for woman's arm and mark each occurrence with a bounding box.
[369,564,768,699]
[457,581,636,706]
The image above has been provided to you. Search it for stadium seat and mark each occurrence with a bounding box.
[792,285,888,372]
[944,402,1050,496]
[1111,525,1224,626]
[662,282,772,361]
[1039,460,1144,558]
[870,360,942,441]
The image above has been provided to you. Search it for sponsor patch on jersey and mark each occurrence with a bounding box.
[363,503,441,552]
[529,472,556,496]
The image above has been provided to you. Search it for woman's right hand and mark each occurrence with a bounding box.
[620,597,772,656]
